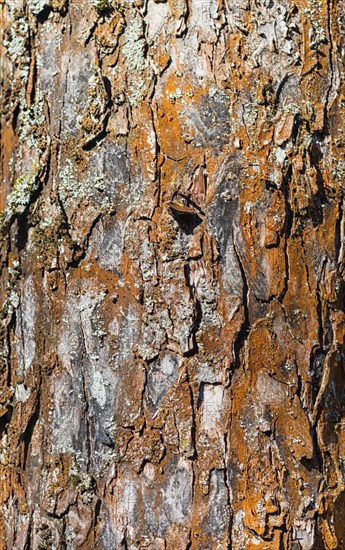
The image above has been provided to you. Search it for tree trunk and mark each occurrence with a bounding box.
[1,0,344,548]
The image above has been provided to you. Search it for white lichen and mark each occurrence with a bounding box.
[3,17,29,65]
[4,290,20,313]
[58,159,114,212]
[27,0,51,15]
[122,17,147,72]
[15,384,31,403]
[168,88,183,102]
[18,94,47,153]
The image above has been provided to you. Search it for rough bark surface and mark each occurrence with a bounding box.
[0,0,345,548]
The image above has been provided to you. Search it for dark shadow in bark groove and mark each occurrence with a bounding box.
[310,348,327,404]
[335,199,343,265]
[11,104,20,131]
[16,150,51,252]
[184,298,202,357]
[0,406,13,440]
[16,177,46,251]
[232,241,249,371]
[170,212,203,234]
[334,490,345,547]
[36,6,52,24]
[20,405,40,469]
[82,128,110,151]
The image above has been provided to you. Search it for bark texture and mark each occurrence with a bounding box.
[0,0,345,548]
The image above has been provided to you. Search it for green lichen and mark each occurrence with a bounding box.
[243,103,259,128]
[69,464,95,504]
[0,172,39,237]
[7,173,38,211]
[93,0,113,15]
[31,225,60,264]
[332,159,345,182]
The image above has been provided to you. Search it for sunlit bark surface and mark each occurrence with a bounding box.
[0,0,344,548]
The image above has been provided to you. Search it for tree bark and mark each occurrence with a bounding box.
[0,0,344,548]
